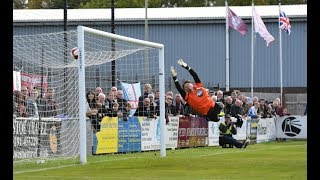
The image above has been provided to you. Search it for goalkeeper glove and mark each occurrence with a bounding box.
[170,66,177,77]
[177,59,191,70]
[177,59,187,67]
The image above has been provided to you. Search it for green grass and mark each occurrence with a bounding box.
[13,140,307,180]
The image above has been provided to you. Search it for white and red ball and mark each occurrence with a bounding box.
[70,47,78,59]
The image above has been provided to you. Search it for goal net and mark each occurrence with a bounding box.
[13,26,165,165]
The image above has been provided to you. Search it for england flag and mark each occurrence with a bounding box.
[279,10,291,35]
[120,81,141,117]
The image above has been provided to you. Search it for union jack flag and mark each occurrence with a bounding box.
[279,10,291,35]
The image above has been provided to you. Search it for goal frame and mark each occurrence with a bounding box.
[77,26,166,164]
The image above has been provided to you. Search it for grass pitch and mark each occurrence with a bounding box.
[13,140,306,180]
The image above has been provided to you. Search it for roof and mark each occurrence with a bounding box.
[13,4,307,22]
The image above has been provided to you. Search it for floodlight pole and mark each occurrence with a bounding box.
[111,0,116,87]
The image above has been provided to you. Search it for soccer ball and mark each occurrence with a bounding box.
[70,47,78,59]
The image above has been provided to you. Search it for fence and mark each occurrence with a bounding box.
[13,115,307,158]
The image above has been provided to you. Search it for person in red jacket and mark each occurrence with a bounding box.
[170,59,222,122]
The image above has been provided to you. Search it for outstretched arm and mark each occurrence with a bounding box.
[170,66,186,99]
[177,59,201,83]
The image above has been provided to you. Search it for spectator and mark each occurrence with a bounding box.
[181,99,197,117]
[91,93,109,132]
[148,93,157,107]
[95,87,103,101]
[216,90,225,104]
[38,87,58,117]
[13,90,27,117]
[26,89,39,117]
[105,91,116,109]
[20,86,39,117]
[85,91,98,129]
[209,90,215,97]
[116,90,128,110]
[86,91,97,109]
[174,93,185,115]
[224,96,233,115]
[252,96,259,104]
[230,91,237,104]
[118,101,132,121]
[211,95,217,102]
[166,91,174,100]
[138,83,153,107]
[241,96,250,116]
[106,102,120,117]
[134,98,157,119]
[257,99,266,118]
[165,95,177,124]
[96,92,106,107]
[154,90,160,106]
[148,93,160,116]
[248,101,260,119]
[110,86,118,96]
[269,100,278,116]
[282,108,290,116]
[275,98,281,106]
[218,114,249,148]
[262,101,272,118]
[275,102,285,117]
[230,99,244,128]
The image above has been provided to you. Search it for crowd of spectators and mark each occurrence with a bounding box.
[13,86,58,119]
[13,84,292,133]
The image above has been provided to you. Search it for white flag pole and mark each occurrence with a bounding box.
[225,0,230,92]
[279,3,283,106]
[251,2,255,98]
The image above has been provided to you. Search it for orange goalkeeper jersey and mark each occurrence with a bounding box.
[184,82,215,116]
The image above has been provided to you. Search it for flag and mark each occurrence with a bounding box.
[228,7,248,35]
[253,6,275,47]
[120,81,141,116]
[279,10,291,35]
[13,71,21,91]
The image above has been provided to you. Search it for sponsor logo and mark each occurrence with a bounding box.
[281,117,301,136]
[196,90,203,97]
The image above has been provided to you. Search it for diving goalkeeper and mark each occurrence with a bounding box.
[170,59,222,122]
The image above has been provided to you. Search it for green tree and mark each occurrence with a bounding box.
[28,0,90,9]
[25,0,307,9]
[80,0,151,8]
[13,0,28,9]
[28,0,47,9]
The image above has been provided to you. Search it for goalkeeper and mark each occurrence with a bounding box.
[170,59,222,122]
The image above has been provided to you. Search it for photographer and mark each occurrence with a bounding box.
[218,114,249,148]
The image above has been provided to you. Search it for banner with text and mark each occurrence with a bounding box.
[13,117,61,159]
[256,118,277,143]
[141,116,179,151]
[178,116,208,147]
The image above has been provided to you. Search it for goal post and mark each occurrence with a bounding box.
[77,26,166,163]
[13,25,166,166]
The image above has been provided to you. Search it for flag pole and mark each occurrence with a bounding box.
[251,1,254,98]
[225,0,230,92]
[279,3,283,106]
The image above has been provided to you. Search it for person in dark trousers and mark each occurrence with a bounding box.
[219,114,249,148]
[170,59,222,122]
